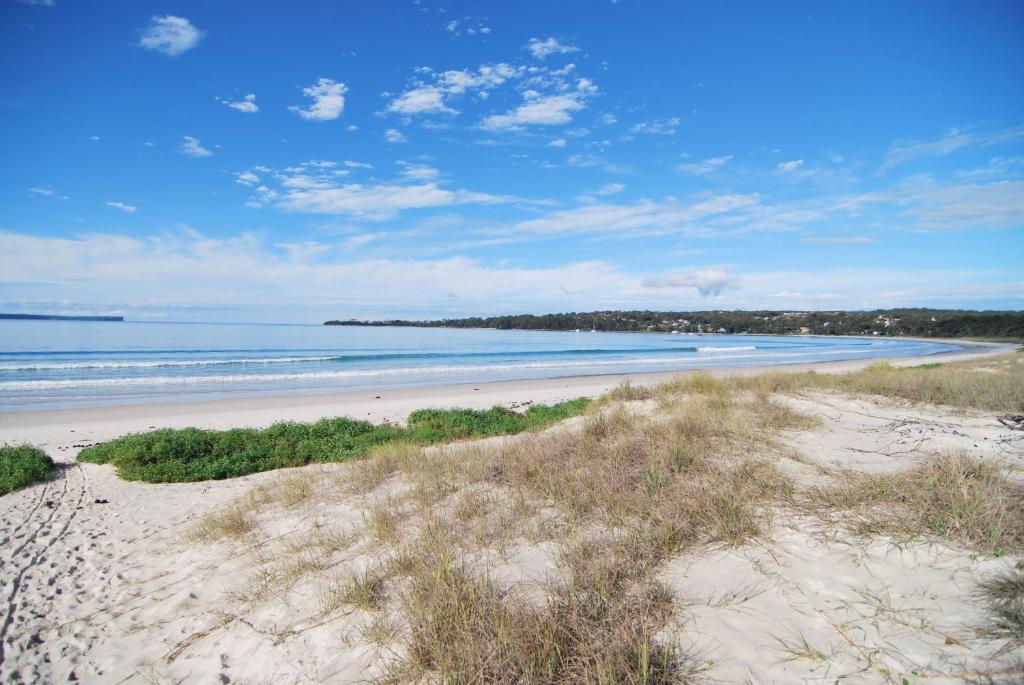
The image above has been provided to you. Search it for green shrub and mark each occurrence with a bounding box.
[0,445,54,495]
[78,399,590,484]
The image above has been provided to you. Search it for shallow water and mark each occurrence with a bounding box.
[0,321,960,410]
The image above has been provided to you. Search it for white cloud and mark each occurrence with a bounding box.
[279,183,506,219]
[106,201,137,213]
[548,138,567,148]
[398,162,441,181]
[1,229,1018,318]
[444,18,492,37]
[387,86,455,115]
[880,125,1024,173]
[245,160,512,219]
[289,78,347,121]
[386,64,520,117]
[677,155,733,175]
[180,136,213,158]
[642,268,734,296]
[236,171,260,185]
[482,93,588,130]
[385,128,408,143]
[776,159,804,172]
[629,117,680,136]
[16,0,55,7]
[138,15,203,57]
[526,37,579,59]
[220,93,259,113]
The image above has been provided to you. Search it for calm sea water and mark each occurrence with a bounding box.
[0,321,960,411]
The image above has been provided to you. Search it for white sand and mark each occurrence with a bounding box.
[0,339,1019,683]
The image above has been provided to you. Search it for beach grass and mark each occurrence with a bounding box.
[613,352,1024,412]
[77,398,590,483]
[810,451,1024,554]
[176,351,1024,680]
[979,567,1024,649]
[0,445,54,496]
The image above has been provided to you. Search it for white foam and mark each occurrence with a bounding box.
[0,356,339,371]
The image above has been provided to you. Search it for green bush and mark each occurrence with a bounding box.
[78,399,590,484]
[0,445,54,496]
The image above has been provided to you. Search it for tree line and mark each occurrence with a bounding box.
[325,309,1024,339]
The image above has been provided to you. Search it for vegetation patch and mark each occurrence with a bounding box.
[656,354,1024,412]
[0,445,54,496]
[395,553,693,684]
[77,399,590,483]
[811,452,1024,554]
[978,567,1024,649]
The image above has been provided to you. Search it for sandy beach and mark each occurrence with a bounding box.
[0,339,1021,683]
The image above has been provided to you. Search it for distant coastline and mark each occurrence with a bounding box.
[325,308,1024,340]
[0,313,124,322]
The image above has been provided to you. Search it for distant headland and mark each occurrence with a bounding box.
[325,308,1024,340]
[0,313,124,322]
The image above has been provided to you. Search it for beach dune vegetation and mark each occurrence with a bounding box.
[77,399,590,483]
[0,445,54,496]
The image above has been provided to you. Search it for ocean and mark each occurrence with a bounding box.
[0,320,961,411]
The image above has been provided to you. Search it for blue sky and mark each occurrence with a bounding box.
[1,0,1022,323]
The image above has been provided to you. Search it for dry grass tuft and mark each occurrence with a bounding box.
[978,568,1024,650]
[188,504,256,542]
[810,452,1024,553]
[394,553,697,684]
[717,352,1024,412]
[341,567,388,612]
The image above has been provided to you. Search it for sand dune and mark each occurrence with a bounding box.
[1,342,1021,683]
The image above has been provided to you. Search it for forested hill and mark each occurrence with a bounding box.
[325,309,1024,340]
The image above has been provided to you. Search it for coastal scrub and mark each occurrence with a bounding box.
[77,399,590,483]
[0,445,54,496]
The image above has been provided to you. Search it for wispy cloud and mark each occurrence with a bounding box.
[776,159,804,172]
[180,136,213,157]
[677,155,733,175]
[245,160,513,220]
[385,128,408,143]
[1,229,1018,316]
[594,182,626,196]
[289,78,347,121]
[138,15,203,56]
[880,125,1024,173]
[106,201,137,213]
[800,236,877,245]
[630,117,680,136]
[28,186,68,200]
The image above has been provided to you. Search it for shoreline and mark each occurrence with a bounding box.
[0,338,1014,449]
